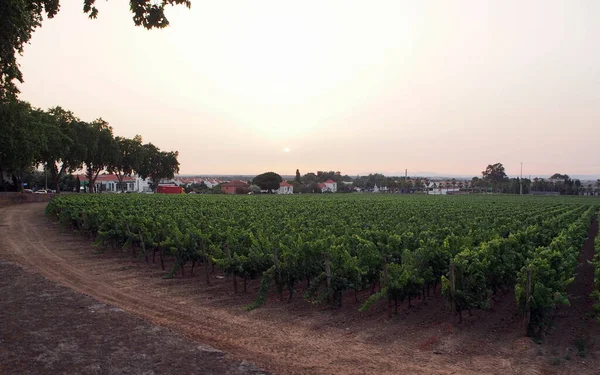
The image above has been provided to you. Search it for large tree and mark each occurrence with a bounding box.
[107,135,143,192]
[136,143,180,191]
[81,118,116,193]
[481,163,507,192]
[0,100,45,191]
[39,107,87,192]
[0,0,191,100]
[253,172,282,193]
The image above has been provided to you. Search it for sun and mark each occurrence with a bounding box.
[283,147,290,153]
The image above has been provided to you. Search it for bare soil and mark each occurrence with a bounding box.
[1,203,599,375]
[0,260,266,375]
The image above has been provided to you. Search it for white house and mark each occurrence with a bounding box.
[277,181,294,194]
[77,174,137,192]
[134,176,152,192]
[425,181,460,195]
[323,179,337,192]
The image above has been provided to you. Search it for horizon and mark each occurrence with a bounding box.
[18,1,600,177]
[173,171,600,181]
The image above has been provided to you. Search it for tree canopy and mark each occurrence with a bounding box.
[253,172,282,192]
[0,0,191,100]
[0,99,179,192]
[482,163,507,184]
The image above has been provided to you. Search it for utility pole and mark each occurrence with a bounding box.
[518,162,523,195]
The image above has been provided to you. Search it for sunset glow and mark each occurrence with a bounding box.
[17,0,600,177]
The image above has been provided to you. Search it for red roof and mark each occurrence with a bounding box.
[76,174,135,182]
[318,183,327,188]
[222,180,249,188]
[323,179,336,184]
[280,181,292,187]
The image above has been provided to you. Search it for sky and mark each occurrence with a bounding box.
[18,0,600,178]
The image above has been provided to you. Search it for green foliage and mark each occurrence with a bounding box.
[0,100,178,192]
[252,172,282,192]
[45,193,599,321]
[515,207,595,335]
[136,143,180,190]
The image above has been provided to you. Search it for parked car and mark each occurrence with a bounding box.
[35,189,48,194]
[23,189,34,194]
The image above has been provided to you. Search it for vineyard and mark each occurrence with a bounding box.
[46,194,599,334]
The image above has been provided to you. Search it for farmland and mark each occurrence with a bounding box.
[46,194,598,333]
[0,195,598,374]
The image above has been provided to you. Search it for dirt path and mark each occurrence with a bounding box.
[1,203,598,375]
[0,259,266,375]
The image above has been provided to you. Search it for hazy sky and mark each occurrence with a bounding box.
[18,1,600,177]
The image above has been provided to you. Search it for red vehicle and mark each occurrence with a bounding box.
[156,185,184,194]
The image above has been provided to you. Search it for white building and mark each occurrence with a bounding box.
[77,174,137,193]
[323,179,337,193]
[277,181,294,194]
[425,182,460,195]
[135,176,152,193]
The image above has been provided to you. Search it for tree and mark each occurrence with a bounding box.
[295,169,301,183]
[0,100,45,191]
[136,143,180,191]
[252,172,282,193]
[302,172,317,184]
[249,184,261,194]
[481,163,507,192]
[1,0,191,100]
[81,118,116,193]
[108,135,143,192]
[39,107,86,192]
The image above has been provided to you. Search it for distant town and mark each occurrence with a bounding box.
[47,167,600,196]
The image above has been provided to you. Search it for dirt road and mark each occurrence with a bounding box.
[1,203,597,374]
[0,259,266,375]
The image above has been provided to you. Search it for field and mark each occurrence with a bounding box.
[1,194,600,374]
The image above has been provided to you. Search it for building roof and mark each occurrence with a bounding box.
[222,180,249,188]
[323,179,336,184]
[318,183,327,188]
[76,174,135,182]
[280,181,293,187]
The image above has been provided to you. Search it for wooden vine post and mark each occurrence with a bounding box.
[524,269,532,335]
[201,239,210,285]
[324,254,332,303]
[225,243,237,293]
[139,230,148,263]
[125,221,135,258]
[449,262,456,313]
[382,256,391,318]
[273,249,283,301]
